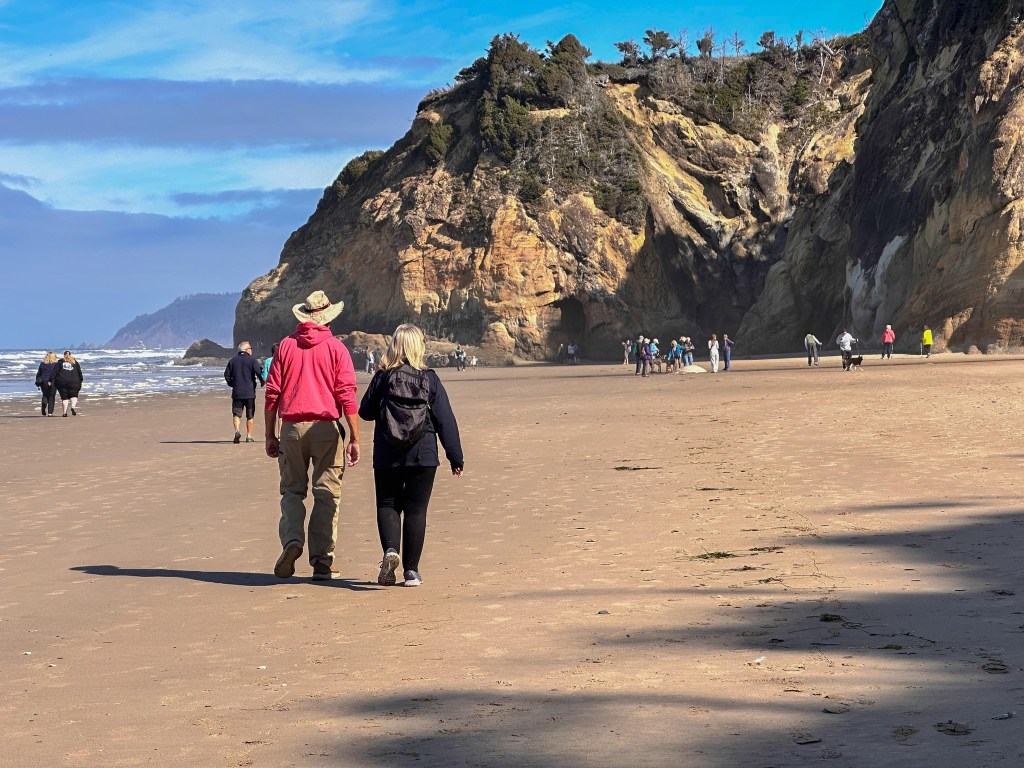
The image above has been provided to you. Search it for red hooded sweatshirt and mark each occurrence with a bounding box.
[265,322,357,421]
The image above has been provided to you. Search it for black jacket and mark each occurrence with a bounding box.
[224,352,264,399]
[36,361,59,388]
[359,367,464,471]
[53,360,83,394]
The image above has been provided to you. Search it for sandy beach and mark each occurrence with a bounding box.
[3,354,1024,767]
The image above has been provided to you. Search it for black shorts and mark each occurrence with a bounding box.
[232,398,256,419]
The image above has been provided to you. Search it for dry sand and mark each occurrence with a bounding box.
[3,353,1024,767]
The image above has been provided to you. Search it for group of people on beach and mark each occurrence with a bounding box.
[627,334,735,376]
[229,290,464,588]
[34,351,84,417]
[809,324,936,370]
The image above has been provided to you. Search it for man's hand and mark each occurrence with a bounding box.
[346,441,361,467]
[265,436,280,458]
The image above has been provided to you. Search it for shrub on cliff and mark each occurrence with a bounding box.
[423,121,459,165]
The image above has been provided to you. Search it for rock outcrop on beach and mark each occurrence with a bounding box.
[175,338,234,366]
[237,0,1024,358]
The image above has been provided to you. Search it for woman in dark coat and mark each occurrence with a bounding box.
[54,350,84,416]
[35,351,60,416]
[359,324,464,587]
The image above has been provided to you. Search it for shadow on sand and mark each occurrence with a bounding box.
[70,564,379,591]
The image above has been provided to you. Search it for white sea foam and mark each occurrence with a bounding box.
[0,347,228,400]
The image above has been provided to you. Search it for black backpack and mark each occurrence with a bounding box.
[379,366,432,449]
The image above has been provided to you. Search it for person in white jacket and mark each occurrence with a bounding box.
[708,334,720,373]
[836,330,857,370]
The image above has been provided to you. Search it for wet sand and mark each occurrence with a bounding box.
[3,353,1024,767]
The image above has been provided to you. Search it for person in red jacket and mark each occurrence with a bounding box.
[264,290,361,581]
[881,324,896,359]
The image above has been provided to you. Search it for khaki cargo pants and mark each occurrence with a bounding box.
[278,420,345,567]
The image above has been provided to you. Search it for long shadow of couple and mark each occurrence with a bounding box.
[70,564,377,590]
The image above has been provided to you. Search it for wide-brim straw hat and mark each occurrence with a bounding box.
[293,290,344,325]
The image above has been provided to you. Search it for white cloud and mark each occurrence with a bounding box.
[0,141,363,218]
[0,0,399,85]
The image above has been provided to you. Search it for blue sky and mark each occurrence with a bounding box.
[0,0,883,347]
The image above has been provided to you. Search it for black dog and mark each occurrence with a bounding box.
[846,355,864,371]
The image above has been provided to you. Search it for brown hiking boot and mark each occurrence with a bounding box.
[274,542,302,578]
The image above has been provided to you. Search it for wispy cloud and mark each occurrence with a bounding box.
[0,170,38,186]
[0,0,405,85]
[0,78,423,149]
[0,141,367,217]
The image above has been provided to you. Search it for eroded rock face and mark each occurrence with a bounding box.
[238,0,1024,357]
[741,0,1024,352]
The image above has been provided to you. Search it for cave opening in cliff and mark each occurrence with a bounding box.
[550,297,587,347]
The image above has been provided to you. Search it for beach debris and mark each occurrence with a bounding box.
[982,660,1009,674]
[892,725,918,741]
[934,720,972,735]
[992,712,1015,720]
[694,551,735,560]
[596,610,610,615]
[793,733,822,745]
[750,546,784,553]
[819,613,843,622]
[47,664,57,668]
[750,656,767,665]
[880,644,904,650]
[257,665,268,670]
[823,704,850,714]
[614,466,660,471]
[991,589,1016,596]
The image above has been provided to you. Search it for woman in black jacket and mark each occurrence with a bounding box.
[359,324,464,587]
[54,350,84,416]
[35,351,60,416]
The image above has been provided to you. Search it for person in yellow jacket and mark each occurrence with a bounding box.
[921,326,933,357]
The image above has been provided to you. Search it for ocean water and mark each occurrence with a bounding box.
[0,348,226,401]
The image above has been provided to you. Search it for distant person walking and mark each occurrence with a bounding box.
[264,290,360,582]
[622,340,630,365]
[262,343,279,382]
[364,347,375,374]
[454,344,466,371]
[708,334,720,373]
[54,351,83,416]
[722,334,734,371]
[640,338,652,377]
[837,330,857,370]
[804,333,822,366]
[35,351,59,416]
[224,341,264,443]
[359,324,463,587]
[881,325,895,359]
[921,326,933,357]
[633,335,644,375]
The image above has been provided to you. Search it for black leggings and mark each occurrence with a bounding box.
[374,466,437,571]
[40,383,56,414]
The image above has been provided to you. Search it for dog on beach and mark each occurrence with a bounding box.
[846,355,864,371]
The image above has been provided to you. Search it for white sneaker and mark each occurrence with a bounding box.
[403,570,422,586]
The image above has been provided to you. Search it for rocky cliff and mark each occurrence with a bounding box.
[237,0,1024,358]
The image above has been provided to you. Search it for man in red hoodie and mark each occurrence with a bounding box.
[264,290,361,581]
